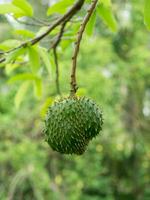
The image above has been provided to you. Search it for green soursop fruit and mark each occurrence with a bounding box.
[44,96,103,155]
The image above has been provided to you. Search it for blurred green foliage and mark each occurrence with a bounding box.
[0,0,150,200]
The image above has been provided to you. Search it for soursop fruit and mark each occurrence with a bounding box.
[44,96,103,155]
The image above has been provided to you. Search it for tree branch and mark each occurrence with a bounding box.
[0,0,85,64]
[70,0,98,96]
[52,22,67,95]
[14,18,43,27]
[31,0,85,45]
[53,48,61,95]
[51,21,67,49]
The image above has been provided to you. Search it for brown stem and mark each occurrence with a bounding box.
[70,0,98,96]
[53,48,61,95]
[52,22,67,95]
[51,21,67,49]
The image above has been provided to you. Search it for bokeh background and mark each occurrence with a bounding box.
[0,0,150,199]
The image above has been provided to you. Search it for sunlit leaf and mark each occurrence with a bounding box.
[5,63,21,75]
[0,59,6,68]
[0,40,21,51]
[12,0,33,17]
[40,97,54,119]
[97,3,118,32]
[36,26,49,37]
[86,11,97,36]
[47,0,75,16]
[8,73,36,84]
[6,48,26,63]
[33,77,42,98]
[14,81,30,109]
[13,29,35,39]
[0,3,24,16]
[144,0,150,30]
[60,40,70,49]
[76,88,87,97]
[28,45,41,74]
[100,0,111,6]
[39,47,52,75]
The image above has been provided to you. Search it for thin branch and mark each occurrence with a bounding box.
[14,16,60,27]
[70,0,98,96]
[51,21,67,49]
[53,48,61,95]
[31,0,85,45]
[31,17,50,26]
[0,0,85,63]
[52,22,67,95]
[14,18,43,27]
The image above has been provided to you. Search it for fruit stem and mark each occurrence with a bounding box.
[70,0,98,96]
[53,48,61,95]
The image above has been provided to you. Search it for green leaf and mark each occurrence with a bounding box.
[86,11,97,36]
[33,78,42,98]
[0,3,25,16]
[12,0,33,17]
[13,29,35,39]
[14,81,30,109]
[39,47,52,75]
[0,62,6,68]
[144,0,150,30]
[0,40,21,51]
[5,63,20,75]
[40,97,54,119]
[36,26,49,37]
[76,88,87,97]
[8,73,36,84]
[100,0,111,6]
[28,45,41,74]
[47,0,75,16]
[6,48,26,63]
[97,4,118,32]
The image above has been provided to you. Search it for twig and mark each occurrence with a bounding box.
[31,0,85,45]
[14,16,59,27]
[31,17,50,26]
[52,22,67,95]
[0,0,85,63]
[53,48,61,95]
[70,0,98,96]
[51,21,67,49]
[15,18,43,27]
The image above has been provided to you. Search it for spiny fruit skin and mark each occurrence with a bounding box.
[44,96,103,155]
